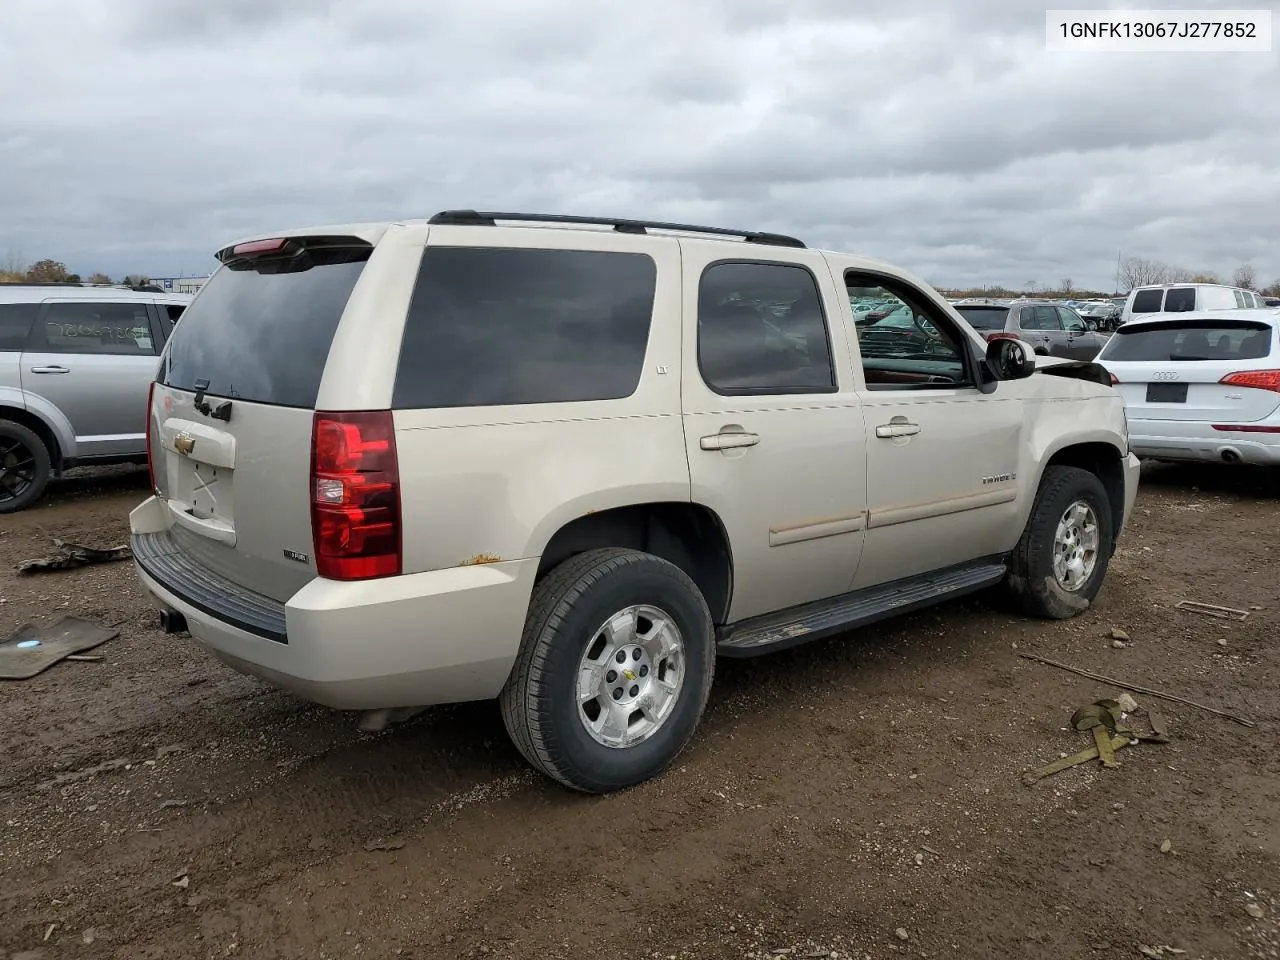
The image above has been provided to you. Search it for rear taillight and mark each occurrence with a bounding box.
[310,411,402,581]
[1109,372,1120,386]
[1219,370,1280,393]
[984,332,1021,342]
[145,381,157,493]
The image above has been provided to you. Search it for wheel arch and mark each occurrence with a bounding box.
[536,502,734,624]
[0,399,67,470]
[1038,440,1126,541]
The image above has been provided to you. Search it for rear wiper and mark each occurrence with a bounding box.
[192,378,233,422]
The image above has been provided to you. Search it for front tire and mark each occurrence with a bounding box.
[1007,466,1114,619]
[500,548,716,794]
[0,420,52,514]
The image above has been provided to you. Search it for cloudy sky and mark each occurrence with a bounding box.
[1,0,1278,291]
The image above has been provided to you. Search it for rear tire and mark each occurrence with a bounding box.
[0,420,51,514]
[1006,465,1114,619]
[500,548,716,794]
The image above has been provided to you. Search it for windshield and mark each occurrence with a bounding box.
[1102,320,1273,362]
[954,306,1009,330]
[160,242,371,408]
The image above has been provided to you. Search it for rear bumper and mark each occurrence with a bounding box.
[1127,418,1280,465]
[130,497,538,710]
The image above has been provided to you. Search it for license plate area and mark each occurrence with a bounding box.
[1145,382,1188,403]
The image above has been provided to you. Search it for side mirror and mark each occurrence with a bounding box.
[987,336,1037,380]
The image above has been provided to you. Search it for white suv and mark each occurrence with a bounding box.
[130,211,1140,793]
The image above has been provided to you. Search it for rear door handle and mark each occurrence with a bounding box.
[30,365,69,375]
[875,422,921,439]
[700,432,760,451]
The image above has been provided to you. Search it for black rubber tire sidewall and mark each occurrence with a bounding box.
[1009,465,1114,620]
[501,549,715,794]
[0,420,51,514]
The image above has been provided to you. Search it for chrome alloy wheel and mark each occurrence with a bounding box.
[576,604,685,749]
[1053,499,1100,592]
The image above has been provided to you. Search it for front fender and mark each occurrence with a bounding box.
[0,386,77,463]
[1009,383,1130,539]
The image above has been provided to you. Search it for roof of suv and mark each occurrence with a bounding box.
[217,209,935,287]
[1116,307,1280,330]
[0,284,193,304]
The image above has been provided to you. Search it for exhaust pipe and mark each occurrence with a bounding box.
[159,609,188,634]
[1221,449,1242,463]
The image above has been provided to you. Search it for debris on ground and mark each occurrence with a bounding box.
[1246,903,1265,919]
[1017,652,1255,727]
[1174,600,1249,621]
[894,928,910,941]
[0,616,119,680]
[364,838,406,852]
[1138,946,1187,957]
[1023,697,1169,785]
[16,538,132,574]
[1160,839,1173,854]
[1110,627,1130,641]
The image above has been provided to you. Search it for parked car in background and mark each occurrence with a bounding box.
[1096,308,1280,465]
[1120,282,1267,327]
[1075,300,1121,330]
[129,209,1137,795]
[952,299,1109,359]
[0,285,192,512]
[1264,296,1280,307]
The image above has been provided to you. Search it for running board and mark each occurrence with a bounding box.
[716,559,1008,657]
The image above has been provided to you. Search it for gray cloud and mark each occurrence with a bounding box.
[1,0,1277,290]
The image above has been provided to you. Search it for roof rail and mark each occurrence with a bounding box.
[428,210,806,249]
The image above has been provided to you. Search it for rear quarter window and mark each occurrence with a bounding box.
[392,247,657,409]
[0,302,38,352]
[1130,289,1164,313]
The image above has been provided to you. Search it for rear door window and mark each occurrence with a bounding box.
[1104,321,1273,361]
[0,303,38,352]
[30,301,156,355]
[393,247,657,409]
[1023,306,1062,330]
[161,242,371,408]
[1131,289,1164,313]
[1163,287,1196,312]
[700,261,836,394]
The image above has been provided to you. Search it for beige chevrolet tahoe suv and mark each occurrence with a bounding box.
[131,210,1140,794]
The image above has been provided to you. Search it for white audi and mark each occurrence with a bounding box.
[1096,308,1280,465]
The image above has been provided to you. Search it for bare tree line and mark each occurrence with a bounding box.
[1118,256,1274,294]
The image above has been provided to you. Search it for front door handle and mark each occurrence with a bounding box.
[30,365,69,375]
[700,431,760,451]
[875,422,921,439]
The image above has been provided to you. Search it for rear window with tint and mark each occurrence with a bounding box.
[160,244,370,408]
[1103,321,1273,362]
[954,306,1009,330]
[1130,289,1164,313]
[1162,287,1196,312]
[0,302,38,352]
[392,247,656,409]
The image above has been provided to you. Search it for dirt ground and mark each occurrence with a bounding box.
[1,463,1277,960]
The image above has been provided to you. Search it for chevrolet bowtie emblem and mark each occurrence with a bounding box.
[174,433,196,456]
[623,669,637,682]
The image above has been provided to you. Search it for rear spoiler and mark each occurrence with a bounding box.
[1035,360,1112,387]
